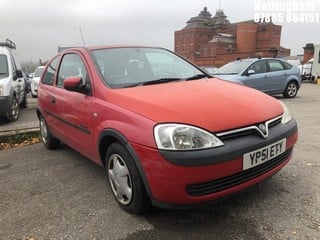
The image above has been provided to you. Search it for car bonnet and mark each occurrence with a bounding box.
[107,78,283,133]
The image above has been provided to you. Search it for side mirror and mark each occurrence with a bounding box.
[13,70,23,80]
[247,69,255,75]
[63,76,89,94]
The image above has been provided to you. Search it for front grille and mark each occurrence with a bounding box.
[186,148,292,196]
[217,116,282,140]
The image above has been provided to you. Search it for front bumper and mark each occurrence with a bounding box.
[0,96,11,116]
[131,118,298,208]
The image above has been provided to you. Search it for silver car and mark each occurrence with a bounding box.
[214,58,301,98]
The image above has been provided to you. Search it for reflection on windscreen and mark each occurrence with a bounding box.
[91,47,202,88]
[215,61,251,75]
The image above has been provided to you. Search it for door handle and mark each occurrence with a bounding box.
[51,96,56,104]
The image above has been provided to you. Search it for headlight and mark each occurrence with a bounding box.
[154,124,224,150]
[0,84,3,96]
[279,101,292,124]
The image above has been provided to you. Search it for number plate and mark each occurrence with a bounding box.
[243,138,286,170]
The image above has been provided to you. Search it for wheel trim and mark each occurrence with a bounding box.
[287,83,297,96]
[108,154,133,205]
[40,119,48,144]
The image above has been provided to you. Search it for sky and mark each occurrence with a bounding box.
[1,0,319,63]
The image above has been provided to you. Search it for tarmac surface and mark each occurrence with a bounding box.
[0,84,319,239]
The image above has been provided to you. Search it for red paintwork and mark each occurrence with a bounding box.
[107,79,283,132]
[131,131,298,204]
[38,46,298,206]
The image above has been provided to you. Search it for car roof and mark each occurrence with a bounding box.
[59,45,164,53]
[232,57,287,63]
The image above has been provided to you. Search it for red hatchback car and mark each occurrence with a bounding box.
[37,46,298,214]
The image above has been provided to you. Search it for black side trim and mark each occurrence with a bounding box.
[159,118,297,167]
[45,110,90,135]
[151,183,260,210]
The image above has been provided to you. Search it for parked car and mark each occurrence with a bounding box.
[0,39,27,121]
[31,66,45,97]
[201,66,219,75]
[214,58,301,98]
[37,46,298,214]
[23,71,31,94]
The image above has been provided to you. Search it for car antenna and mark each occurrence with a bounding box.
[79,27,87,47]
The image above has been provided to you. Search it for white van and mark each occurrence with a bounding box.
[0,39,27,121]
[311,45,320,82]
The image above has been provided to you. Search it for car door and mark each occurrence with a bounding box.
[241,60,268,92]
[266,59,287,94]
[52,53,95,158]
[11,56,24,103]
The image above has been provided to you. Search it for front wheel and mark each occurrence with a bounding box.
[6,96,19,122]
[106,143,150,214]
[39,116,60,149]
[283,81,298,98]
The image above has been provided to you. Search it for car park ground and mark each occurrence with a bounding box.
[0,84,319,239]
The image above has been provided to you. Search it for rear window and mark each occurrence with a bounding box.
[0,54,9,78]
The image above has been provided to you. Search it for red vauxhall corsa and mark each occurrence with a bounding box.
[37,46,298,214]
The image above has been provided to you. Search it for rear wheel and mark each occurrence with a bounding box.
[283,81,298,98]
[6,96,19,122]
[20,92,27,108]
[106,142,150,214]
[39,116,60,149]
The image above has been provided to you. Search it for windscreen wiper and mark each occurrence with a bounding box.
[185,74,209,80]
[140,77,182,86]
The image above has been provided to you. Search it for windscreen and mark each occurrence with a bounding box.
[91,47,203,88]
[215,60,251,75]
[0,55,9,78]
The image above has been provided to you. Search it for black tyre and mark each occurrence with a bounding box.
[39,116,60,149]
[20,93,27,108]
[283,81,298,98]
[106,142,150,214]
[6,96,19,122]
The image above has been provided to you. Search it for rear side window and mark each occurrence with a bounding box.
[42,56,60,85]
[280,60,293,70]
[0,54,9,77]
[267,60,284,72]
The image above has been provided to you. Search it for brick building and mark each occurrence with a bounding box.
[174,7,291,67]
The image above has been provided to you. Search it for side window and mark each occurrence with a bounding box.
[57,54,88,87]
[280,60,293,70]
[318,50,320,63]
[42,56,60,85]
[267,60,284,72]
[11,57,17,72]
[248,61,267,74]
